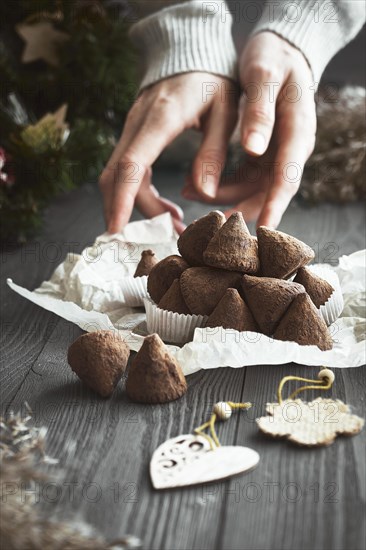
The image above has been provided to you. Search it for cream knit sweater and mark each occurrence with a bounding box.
[129,0,365,90]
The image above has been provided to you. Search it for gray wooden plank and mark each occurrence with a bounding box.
[2,171,366,550]
[0,183,104,407]
[6,319,248,548]
[218,364,366,550]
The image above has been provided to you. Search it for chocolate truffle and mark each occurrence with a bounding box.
[205,288,258,332]
[158,279,191,315]
[273,293,333,351]
[257,226,314,279]
[294,267,334,308]
[180,267,242,316]
[126,334,187,403]
[134,249,158,277]
[68,330,130,398]
[147,255,189,304]
[241,275,305,335]
[203,212,259,273]
[178,210,225,266]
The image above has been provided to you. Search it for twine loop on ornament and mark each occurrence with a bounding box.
[194,401,252,449]
[277,368,335,405]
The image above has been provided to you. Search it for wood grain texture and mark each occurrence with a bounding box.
[1,172,365,550]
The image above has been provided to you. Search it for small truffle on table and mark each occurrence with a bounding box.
[67,330,130,398]
[126,333,187,404]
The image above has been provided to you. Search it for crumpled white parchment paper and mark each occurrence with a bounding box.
[7,213,366,374]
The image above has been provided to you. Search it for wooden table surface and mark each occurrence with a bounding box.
[1,171,365,550]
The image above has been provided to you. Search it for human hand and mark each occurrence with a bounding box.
[99,72,238,234]
[183,32,316,228]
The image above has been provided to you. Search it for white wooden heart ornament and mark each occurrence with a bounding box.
[150,434,260,489]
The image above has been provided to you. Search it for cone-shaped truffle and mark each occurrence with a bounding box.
[181,267,242,316]
[257,226,314,279]
[294,267,334,308]
[273,294,333,350]
[68,330,130,398]
[241,275,305,336]
[203,212,259,273]
[126,334,187,403]
[147,255,189,304]
[158,279,190,315]
[134,249,158,277]
[178,210,226,266]
[205,288,258,332]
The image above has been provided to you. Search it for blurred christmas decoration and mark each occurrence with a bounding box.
[0,0,135,242]
[301,86,366,204]
[0,406,142,549]
[16,21,69,65]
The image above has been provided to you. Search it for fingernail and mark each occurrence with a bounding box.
[246,131,266,156]
[202,178,216,198]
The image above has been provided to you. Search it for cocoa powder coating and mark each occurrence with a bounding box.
[180,267,242,316]
[241,275,305,335]
[158,279,191,315]
[67,330,130,397]
[147,255,189,304]
[126,333,187,403]
[134,249,159,277]
[178,210,225,266]
[204,212,259,273]
[205,288,258,332]
[257,226,314,279]
[294,267,334,308]
[273,293,333,350]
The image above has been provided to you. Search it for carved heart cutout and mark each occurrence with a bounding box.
[150,434,260,489]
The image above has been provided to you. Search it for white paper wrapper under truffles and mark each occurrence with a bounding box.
[119,275,148,307]
[144,298,208,344]
[308,265,344,326]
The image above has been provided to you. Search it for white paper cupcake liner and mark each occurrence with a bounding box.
[119,276,148,307]
[307,265,344,326]
[144,298,208,344]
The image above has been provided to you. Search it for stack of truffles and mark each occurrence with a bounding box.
[142,211,335,351]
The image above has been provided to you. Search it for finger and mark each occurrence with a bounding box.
[135,179,184,222]
[182,179,261,205]
[183,156,267,205]
[137,192,186,234]
[224,191,267,222]
[108,116,185,233]
[241,63,281,157]
[191,103,237,199]
[257,107,315,228]
[99,114,142,224]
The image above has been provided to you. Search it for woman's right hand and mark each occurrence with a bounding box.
[99,72,239,234]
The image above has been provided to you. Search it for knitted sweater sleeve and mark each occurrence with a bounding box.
[128,0,238,91]
[251,1,366,84]
[129,1,365,91]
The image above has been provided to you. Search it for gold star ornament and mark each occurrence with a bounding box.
[16,21,69,66]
